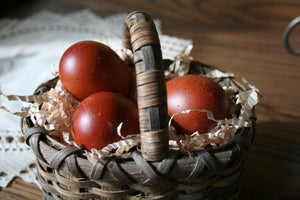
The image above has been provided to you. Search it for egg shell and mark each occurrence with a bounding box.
[166,74,230,135]
[71,92,139,151]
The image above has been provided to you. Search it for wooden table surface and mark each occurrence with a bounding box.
[1,0,300,199]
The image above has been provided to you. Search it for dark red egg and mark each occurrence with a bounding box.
[71,92,139,151]
[166,74,230,135]
[59,41,133,101]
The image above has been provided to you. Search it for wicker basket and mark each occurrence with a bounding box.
[21,11,256,200]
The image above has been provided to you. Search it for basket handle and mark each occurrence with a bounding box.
[122,11,169,161]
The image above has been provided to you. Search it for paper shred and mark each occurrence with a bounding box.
[0,47,261,158]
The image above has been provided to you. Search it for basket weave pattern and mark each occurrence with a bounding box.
[21,11,256,200]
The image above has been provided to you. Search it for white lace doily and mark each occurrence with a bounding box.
[0,10,192,188]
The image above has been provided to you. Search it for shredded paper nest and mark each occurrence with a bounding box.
[0,46,261,159]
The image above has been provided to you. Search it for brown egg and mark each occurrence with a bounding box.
[166,74,230,135]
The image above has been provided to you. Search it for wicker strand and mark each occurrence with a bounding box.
[65,154,84,178]
[89,160,107,181]
[24,127,48,162]
[37,171,59,196]
[49,147,82,170]
[131,151,168,182]
[107,160,135,185]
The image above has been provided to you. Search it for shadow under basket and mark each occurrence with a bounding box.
[21,11,256,200]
